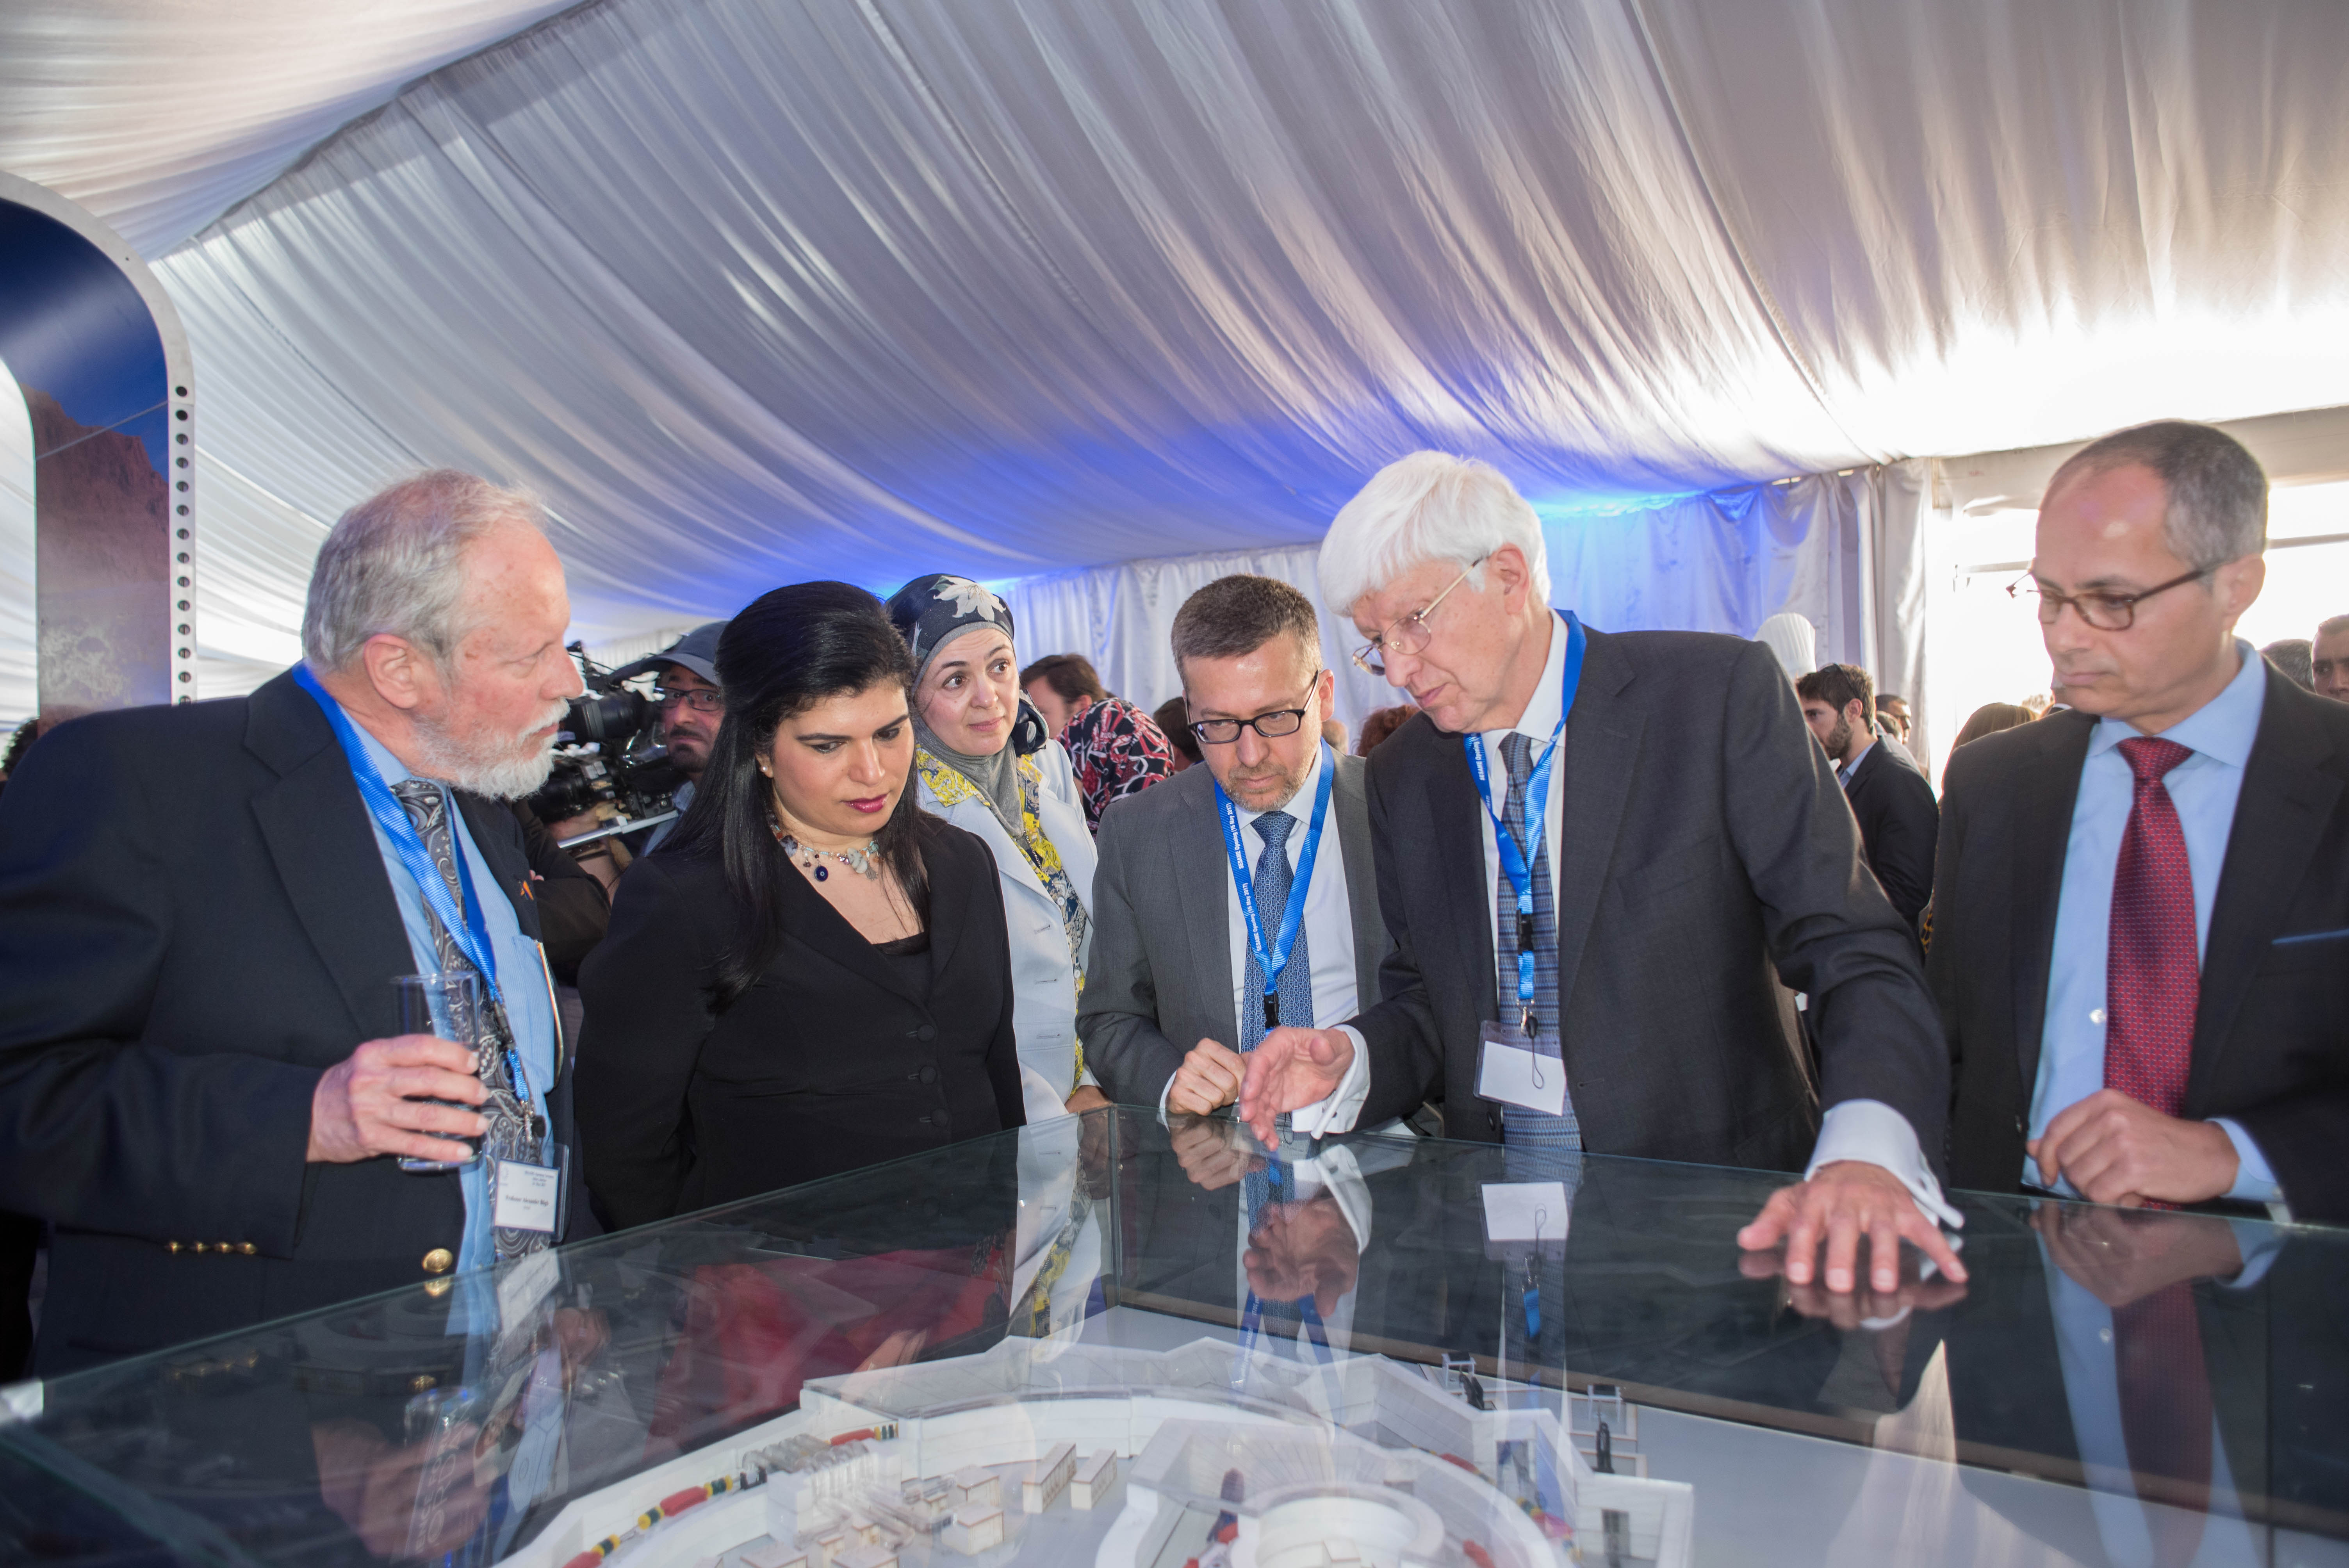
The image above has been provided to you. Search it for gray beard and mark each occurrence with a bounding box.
[410,706,565,801]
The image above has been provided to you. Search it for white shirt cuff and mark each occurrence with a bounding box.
[1806,1098,1963,1231]
[1285,1025,1372,1138]
[1294,1142,1374,1253]
[2210,1117,2286,1207]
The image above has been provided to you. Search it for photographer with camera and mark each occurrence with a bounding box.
[541,622,729,891]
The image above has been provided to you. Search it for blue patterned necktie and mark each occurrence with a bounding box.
[389,779,547,1260]
[1237,809,1314,1055]
[1495,733,1580,1151]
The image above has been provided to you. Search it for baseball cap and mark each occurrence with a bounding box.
[611,620,729,686]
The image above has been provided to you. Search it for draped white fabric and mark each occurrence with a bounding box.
[2,0,2345,725]
[1005,460,1938,760]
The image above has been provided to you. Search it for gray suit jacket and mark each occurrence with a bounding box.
[1080,755,1395,1114]
[1350,620,1947,1171]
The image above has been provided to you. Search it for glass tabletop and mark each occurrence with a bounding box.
[2,1109,2343,1567]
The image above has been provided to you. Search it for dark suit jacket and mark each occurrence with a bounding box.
[575,828,1027,1231]
[1080,755,1399,1117]
[1842,737,1939,930]
[1933,669,2349,1221]
[0,672,596,1374]
[511,800,611,982]
[1350,622,1946,1170]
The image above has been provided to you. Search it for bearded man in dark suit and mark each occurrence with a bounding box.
[0,470,601,1372]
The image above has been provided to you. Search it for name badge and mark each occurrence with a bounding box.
[490,1158,560,1234]
[1476,1020,1566,1117]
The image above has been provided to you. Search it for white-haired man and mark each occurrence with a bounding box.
[0,469,602,1372]
[1238,451,1964,1299]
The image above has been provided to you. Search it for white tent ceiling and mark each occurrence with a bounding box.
[3,0,2348,692]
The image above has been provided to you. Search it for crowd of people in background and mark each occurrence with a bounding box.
[0,419,2344,1386]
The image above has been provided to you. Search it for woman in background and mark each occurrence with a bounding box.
[1947,701,2035,754]
[577,581,1024,1229]
[886,575,1103,1119]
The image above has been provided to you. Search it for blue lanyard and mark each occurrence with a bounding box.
[1215,742,1335,1033]
[1463,613,1586,1024]
[294,664,504,1005]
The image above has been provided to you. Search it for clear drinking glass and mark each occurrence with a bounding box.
[393,971,485,1172]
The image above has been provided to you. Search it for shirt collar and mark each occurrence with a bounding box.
[2087,637,2267,769]
[1840,738,1876,780]
[1490,610,1568,742]
[307,665,422,786]
[1232,741,1324,829]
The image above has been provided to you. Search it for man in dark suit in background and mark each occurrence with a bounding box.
[1084,574,1400,1126]
[1798,663,1939,932]
[1933,421,2349,1223]
[1239,451,1962,1299]
[0,470,601,1372]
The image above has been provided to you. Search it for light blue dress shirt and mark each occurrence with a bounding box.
[2028,640,2278,1203]
[344,713,560,1274]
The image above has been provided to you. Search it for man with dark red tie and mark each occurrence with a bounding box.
[1934,419,2349,1222]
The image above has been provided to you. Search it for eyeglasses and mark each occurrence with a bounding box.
[654,686,724,714]
[1350,557,1485,676]
[2007,567,2210,632]
[1189,674,1324,745]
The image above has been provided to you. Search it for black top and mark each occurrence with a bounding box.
[576,828,1026,1230]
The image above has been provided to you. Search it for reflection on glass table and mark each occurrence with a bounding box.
[1,1109,2344,1567]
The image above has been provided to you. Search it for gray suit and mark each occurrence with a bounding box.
[1081,755,1395,1114]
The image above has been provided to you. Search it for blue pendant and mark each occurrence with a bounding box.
[813,864,829,881]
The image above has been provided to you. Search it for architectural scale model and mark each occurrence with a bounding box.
[520,1339,1692,1568]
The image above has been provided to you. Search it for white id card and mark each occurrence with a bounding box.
[1476,1020,1567,1117]
[490,1158,560,1235]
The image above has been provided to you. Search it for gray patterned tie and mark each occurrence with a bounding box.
[1496,733,1580,1151]
[1237,809,1314,1055]
[389,779,548,1261]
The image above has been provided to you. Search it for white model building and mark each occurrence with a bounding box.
[738,1546,806,1568]
[830,1545,897,1568]
[947,1465,999,1509]
[1023,1440,1076,1512]
[1071,1448,1118,1509]
[938,1504,1005,1555]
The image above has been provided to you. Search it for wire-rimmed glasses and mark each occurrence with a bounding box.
[1349,557,1485,676]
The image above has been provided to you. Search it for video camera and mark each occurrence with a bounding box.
[526,644,688,845]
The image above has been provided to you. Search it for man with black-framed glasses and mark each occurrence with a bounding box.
[1080,575,1404,1133]
[1937,420,2349,1225]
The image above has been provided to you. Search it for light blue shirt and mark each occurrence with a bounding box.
[344,714,560,1273]
[2028,640,2278,1203]
[2043,1229,2277,1566]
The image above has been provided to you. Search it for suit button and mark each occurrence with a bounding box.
[917,1024,937,1041]
[421,1248,454,1276]
[168,1241,183,1254]
[240,1243,257,1256]
[2014,1115,2026,1135]
[920,1065,939,1085]
[192,1241,209,1254]
[424,1278,454,1299]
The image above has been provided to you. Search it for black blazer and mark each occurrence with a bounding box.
[1350,622,1947,1171]
[575,827,1027,1231]
[1841,737,1939,931]
[1933,668,2349,1221]
[0,673,596,1374]
[511,800,611,982]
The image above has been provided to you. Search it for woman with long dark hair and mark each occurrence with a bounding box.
[576,582,1025,1228]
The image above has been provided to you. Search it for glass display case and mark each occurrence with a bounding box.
[2,1109,2344,1566]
